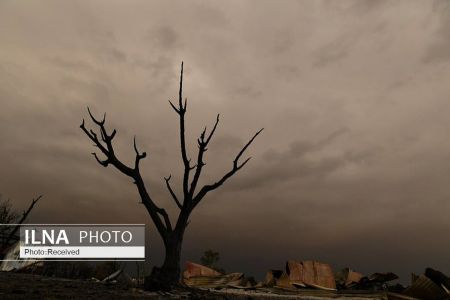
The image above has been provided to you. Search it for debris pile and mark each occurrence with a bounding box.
[182,259,405,296]
[264,269,283,287]
[274,260,336,290]
[3,253,450,299]
[182,261,245,288]
[183,261,222,278]
[388,268,450,300]
[335,267,364,289]
[352,272,399,291]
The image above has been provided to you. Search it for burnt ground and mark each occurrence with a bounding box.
[0,272,390,299]
[0,272,150,299]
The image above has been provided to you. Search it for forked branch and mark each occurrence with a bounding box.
[169,61,193,202]
[164,175,183,209]
[133,136,147,169]
[189,114,220,198]
[81,62,263,245]
[165,63,263,212]
[3,195,43,250]
[80,108,172,237]
[192,128,264,207]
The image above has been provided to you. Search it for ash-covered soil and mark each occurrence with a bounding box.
[0,272,388,299]
[0,272,150,299]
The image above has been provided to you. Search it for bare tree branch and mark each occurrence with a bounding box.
[18,195,43,226]
[234,128,264,167]
[205,114,220,145]
[87,107,105,126]
[188,114,220,198]
[164,175,182,209]
[133,136,147,169]
[192,128,263,207]
[80,108,172,237]
[179,62,186,113]
[168,100,179,113]
[81,63,263,285]
[170,61,193,204]
[157,208,172,232]
[92,152,109,167]
[3,195,43,250]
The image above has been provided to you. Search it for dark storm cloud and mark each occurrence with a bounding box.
[1,0,450,281]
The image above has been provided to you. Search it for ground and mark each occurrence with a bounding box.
[0,272,390,299]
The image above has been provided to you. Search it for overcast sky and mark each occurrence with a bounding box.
[2,0,450,281]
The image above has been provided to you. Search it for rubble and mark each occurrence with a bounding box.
[183,261,222,279]
[384,268,450,300]
[335,268,364,289]
[399,268,450,300]
[182,261,246,288]
[425,267,450,293]
[183,272,245,288]
[353,272,399,290]
[3,255,450,300]
[275,260,336,291]
[403,274,447,299]
[273,271,295,289]
[181,259,406,296]
[369,273,399,284]
[264,270,283,286]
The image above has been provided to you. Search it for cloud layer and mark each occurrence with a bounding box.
[1,0,450,280]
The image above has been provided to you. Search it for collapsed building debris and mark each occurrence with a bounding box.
[425,267,450,293]
[183,261,222,279]
[3,254,448,300]
[183,272,245,288]
[182,259,404,295]
[182,261,246,288]
[275,260,337,291]
[264,269,283,286]
[353,272,399,291]
[335,267,364,289]
[403,274,448,299]
[398,268,450,300]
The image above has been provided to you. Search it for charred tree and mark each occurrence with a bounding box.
[80,62,263,290]
[0,195,43,258]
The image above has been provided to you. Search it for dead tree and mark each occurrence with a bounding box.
[0,195,43,257]
[80,62,262,290]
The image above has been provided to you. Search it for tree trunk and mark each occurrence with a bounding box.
[145,231,184,291]
[80,63,262,292]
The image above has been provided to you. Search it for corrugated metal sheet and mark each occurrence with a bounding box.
[183,272,244,288]
[182,261,221,279]
[403,274,449,300]
[275,271,295,289]
[286,260,303,283]
[280,260,336,291]
[346,269,364,286]
[425,267,450,292]
[264,269,283,286]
